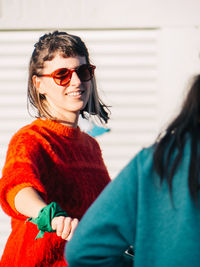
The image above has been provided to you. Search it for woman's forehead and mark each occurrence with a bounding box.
[43,54,87,71]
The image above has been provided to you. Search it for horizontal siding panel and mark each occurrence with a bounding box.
[0,44,34,56]
[0,56,30,68]
[99,81,157,93]
[109,94,156,106]
[78,30,158,41]
[111,107,157,119]
[0,109,29,119]
[0,70,27,81]
[101,146,144,158]
[90,44,157,54]
[0,30,157,41]
[0,133,16,143]
[108,127,157,135]
[0,119,31,130]
[0,95,27,105]
[0,32,41,41]
[97,69,157,80]
[101,154,141,177]
[98,132,155,146]
[0,81,27,93]
[95,59,157,68]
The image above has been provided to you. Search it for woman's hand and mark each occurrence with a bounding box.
[51,216,79,241]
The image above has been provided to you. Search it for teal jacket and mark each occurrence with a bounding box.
[65,140,200,267]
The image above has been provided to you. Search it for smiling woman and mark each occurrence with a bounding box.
[0,31,111,267]
[33,54,92,126]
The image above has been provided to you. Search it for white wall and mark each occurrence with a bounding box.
[0,0,200,29]
[158,27,200,129]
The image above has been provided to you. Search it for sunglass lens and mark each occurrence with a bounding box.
[77,64,94,82]
[53,68,71,86]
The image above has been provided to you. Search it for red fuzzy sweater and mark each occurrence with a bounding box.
[0,119,110,267]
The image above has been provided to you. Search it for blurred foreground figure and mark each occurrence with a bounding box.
[65,75,200,267]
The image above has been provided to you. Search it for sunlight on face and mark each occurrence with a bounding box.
[37,53,91,124]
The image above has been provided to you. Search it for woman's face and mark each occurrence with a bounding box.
[35,53,91,123]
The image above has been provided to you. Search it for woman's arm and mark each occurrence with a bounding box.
[15,187,46,218]
[15,187,78,240]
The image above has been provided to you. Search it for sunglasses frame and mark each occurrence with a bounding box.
[38,64,96,87]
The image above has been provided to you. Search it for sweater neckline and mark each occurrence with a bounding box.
[33,119,81,139]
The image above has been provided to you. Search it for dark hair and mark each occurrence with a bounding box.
[153,75,200,203]
[28,30,110,123]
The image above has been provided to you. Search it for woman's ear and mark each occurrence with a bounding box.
[32,75,45,94]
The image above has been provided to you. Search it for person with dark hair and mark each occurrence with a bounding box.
[65,75,200,267]
[0,31,111,266]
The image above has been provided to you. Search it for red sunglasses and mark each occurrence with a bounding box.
[38,64,96,87]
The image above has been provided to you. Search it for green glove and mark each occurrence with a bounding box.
[27,202,68,240]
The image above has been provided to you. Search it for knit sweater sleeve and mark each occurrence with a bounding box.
[65,154,138,267]
[0,130,47,220]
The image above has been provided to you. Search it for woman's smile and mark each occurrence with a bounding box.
[65,90,85,97]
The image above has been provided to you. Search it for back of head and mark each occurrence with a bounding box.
[153,74,200,203]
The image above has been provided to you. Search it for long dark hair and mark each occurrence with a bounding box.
[153,75,200,203]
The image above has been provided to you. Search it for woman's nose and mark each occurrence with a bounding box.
[70,71,81,86]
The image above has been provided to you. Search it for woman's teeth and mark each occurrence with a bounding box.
[68,91,82,96]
